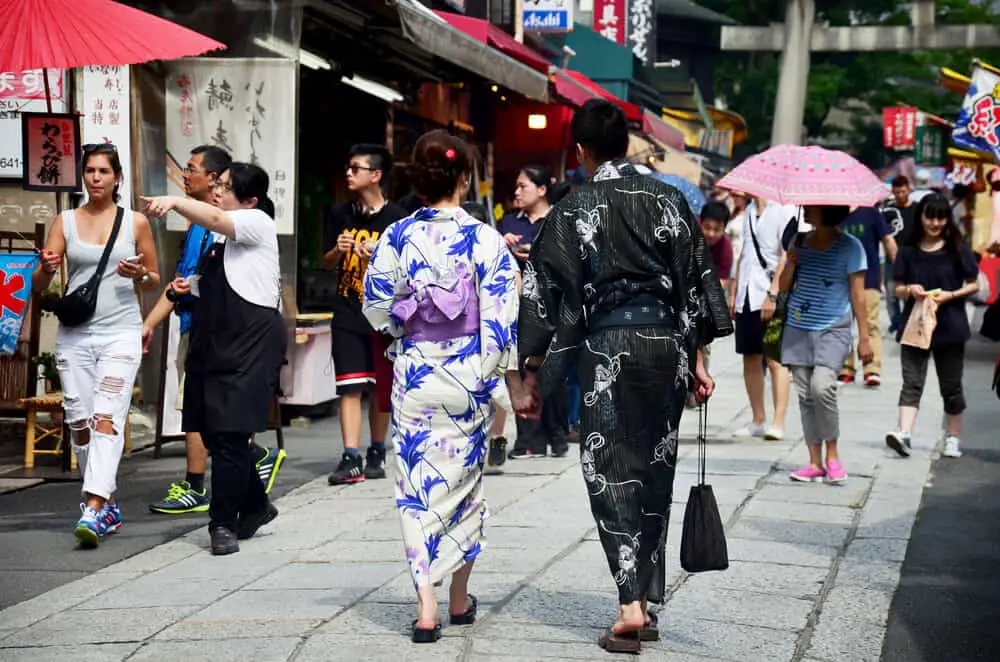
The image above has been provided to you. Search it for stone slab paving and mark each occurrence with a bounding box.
[0,338,945,661]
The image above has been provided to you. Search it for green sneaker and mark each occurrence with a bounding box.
[256,448,287,494]
[148,480,209,514]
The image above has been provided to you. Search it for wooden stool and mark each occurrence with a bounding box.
[19,387,141,470]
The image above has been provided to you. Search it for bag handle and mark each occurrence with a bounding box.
[747,208,769,273]
[697,401,708,486]
[94,206,125,282]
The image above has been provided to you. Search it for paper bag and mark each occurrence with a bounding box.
[901,297,938,350]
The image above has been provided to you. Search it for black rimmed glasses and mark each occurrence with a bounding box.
[346,164,376,175]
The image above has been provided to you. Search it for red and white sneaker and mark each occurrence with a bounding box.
[863,373,881,387]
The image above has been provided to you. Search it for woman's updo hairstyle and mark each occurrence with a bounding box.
[409,130,472,203]
[228,162,275,218]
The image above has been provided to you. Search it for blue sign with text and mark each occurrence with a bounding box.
[523,9,570,33]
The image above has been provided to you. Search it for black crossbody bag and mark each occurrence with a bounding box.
[43,207,124,328]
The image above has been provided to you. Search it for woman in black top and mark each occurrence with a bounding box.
[886,193,979,460]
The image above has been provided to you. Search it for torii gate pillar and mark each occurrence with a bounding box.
[720,0,1000,146]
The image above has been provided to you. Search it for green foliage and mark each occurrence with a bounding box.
[701,0,1000,163]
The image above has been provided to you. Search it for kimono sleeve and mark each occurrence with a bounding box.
[361,225,404,339]
[475,226,520,407]
[518,201,586,396]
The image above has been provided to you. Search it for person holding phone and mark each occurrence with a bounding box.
[33,143,160,548]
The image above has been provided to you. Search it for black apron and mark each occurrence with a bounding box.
[183,241,285,434]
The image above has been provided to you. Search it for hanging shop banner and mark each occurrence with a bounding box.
[593,0,627,45]
[0,69,67,178]
[915,123,948,167]
[81,66,133,205]
[883,106,918,149]
[953,62,1000,161]
[165,58,296,234]
[947,156,985,192]
[628,0,656,65]
[523,0,573,33]
[0,253,38,356]
[21,112,81,192]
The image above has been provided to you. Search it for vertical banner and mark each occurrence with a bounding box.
[164,58,297,234]
[21,112,81,192]
[523,0,573,33]
[952,62,1000,161]
[593,0,627,45]
[0,254,39,356]
[0,69,67,178]
[628,0,656,65]
[81,66,133,204]
[883,106,918,149]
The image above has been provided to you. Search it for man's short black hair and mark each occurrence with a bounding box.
[700,201,730,225]
[190,145,232,176]
[349,144,393,175]
[891,175,910,189]
[571,99,629,164]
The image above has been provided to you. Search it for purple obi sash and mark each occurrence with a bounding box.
[391,269,479,343]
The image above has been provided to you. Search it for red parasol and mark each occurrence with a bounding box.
[0,0,225,73]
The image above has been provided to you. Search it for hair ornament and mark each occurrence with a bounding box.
[445,148,456,160]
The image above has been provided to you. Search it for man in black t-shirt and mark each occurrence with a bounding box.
[323,144,407,485]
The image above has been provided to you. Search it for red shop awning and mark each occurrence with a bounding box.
[552,70,601,108]
[434,11,552,74]
[559,70,642,123]
[642,109,687,152]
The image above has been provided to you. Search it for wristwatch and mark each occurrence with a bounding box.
[522,356,541,373]
[766,291,779,302]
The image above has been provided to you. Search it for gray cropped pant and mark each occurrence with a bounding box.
[791,365,841,445]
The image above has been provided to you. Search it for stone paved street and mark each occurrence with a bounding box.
[0,337,946,661]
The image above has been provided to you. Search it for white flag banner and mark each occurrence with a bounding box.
[81,65,132,204]
[164,58,296,234]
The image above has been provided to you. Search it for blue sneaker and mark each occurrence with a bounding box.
[100,501,122,535]
[74,505,101,548]
[256,448,287,494]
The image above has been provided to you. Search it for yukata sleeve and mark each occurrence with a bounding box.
[475,226,520,409]
[666,191,733,368]
[518,198,586,397]
[361,223,404,339]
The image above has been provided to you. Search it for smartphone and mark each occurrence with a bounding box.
[123,255,142,263]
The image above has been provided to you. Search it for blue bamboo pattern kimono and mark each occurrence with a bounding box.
[362,206,519,587]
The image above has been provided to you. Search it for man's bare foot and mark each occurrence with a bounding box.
[611,602,645,634]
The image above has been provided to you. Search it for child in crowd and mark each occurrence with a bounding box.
[701,201,734,291]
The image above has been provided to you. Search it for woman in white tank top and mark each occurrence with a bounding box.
[32,143,160,549]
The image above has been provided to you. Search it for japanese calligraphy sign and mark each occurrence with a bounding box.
[0,254,38,356]
[882,106,918,149]
[953,62,1000,161]
[947,157,985,192]
[523,0,573,33]
[628,0,656,65]
[165,59,296,234]
[0,70,66,178]
[915,124,947,167]
[21,112,81,192]
[81,66,132,204]
[593,0,626,45]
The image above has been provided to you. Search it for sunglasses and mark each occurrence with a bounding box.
[82,143,117,153]
[346,164,376,175]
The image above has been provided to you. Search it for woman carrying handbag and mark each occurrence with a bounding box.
[33,143,160,547]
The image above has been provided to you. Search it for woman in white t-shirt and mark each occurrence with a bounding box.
[142,163,285,556]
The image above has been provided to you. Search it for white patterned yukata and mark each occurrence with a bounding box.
[362,206,519,588]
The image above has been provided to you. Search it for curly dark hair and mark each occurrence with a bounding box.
[408,130,472,203]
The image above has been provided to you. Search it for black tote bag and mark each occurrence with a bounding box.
[680,402,729,573]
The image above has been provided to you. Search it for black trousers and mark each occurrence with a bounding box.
[203,431,268,532]
[514,378,569,453]
[899,343,967,415]
[578,327,685,605]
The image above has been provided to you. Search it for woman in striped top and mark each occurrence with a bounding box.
[778,205,871,484]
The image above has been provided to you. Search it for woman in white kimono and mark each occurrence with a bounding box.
[362,130,519,643]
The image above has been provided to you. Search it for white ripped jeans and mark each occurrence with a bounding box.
[56,326,141,500]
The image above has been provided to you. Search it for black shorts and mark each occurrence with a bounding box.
[734,296,765,356]
[332,328,375,395]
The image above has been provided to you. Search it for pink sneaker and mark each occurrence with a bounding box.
[789,465,826,482]
[825,459,848,484]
